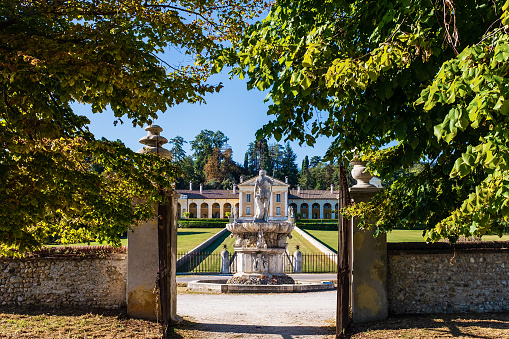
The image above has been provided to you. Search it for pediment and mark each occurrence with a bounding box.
[239,174,289,188]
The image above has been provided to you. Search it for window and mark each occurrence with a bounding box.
[246,206,251,215]
[246,194,251,202]
[276,194,281,202]
[276,207,281,215]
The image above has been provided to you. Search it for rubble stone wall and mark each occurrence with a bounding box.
[388,247,509,314]
[0,254,127,309]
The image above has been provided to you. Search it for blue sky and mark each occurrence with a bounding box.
[74,69,334,166]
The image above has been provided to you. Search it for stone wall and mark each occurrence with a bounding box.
[0,254,127,309]
[388,242,509,314]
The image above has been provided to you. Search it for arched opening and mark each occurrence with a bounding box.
[334,203,339,219]
[323,203,332,219]
[289,203,297,216]
[223,203,231,218]
[212,203,220,218]
[312,203,320,219]
[300,203,309,219]
[201,203,209,218]
[177,203,182,219]
[189,203,197,218]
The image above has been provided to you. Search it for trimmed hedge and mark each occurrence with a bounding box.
[178,218,229,228]
[295,219,338,230]
[297,219,338,223]
[177,218,341,229]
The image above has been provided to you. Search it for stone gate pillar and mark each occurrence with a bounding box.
[349,160,387,323]
[127,125,178,321]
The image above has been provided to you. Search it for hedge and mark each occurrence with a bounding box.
[295,219,339,230]
[178,218,229,228]
[177,218,340,229]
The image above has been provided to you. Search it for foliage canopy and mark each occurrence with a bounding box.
[213,0,509,241]
[0,0,266,255]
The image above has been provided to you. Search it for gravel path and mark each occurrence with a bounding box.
[177,290,337,339]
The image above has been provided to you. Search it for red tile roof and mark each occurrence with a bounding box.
[176,189,338,200]
[288,189,339,200]
[176,189,239,199]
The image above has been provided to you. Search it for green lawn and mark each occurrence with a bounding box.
[301,229,339,252]
[287,230,326,254]
[177,228,224,253]
[301,229,509,253]
[180,228,333,273]
[198,228,325,255]
[45,227,223,251]
[46,227,509,256]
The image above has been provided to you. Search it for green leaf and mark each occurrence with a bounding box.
[300,76,312,90]
[500,100,509,115]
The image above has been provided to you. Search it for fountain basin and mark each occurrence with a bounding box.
[187,279,336,293]
[226,221,294,234]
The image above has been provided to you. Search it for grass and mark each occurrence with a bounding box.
[198,228,327,255]
[44,228,224,252]
[0,308,162,338]
[177,228,334,273]
[301,229,509,254]
[2,308,509,338]
[347,313,509,338]
[177,228,224,253]
[304,229,339,252]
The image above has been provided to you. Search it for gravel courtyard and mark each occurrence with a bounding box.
[177,290,337,339]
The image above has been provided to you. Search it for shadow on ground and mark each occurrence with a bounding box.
[346,313,509,339]
[172,320,336,339]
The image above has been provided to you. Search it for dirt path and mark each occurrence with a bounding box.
[177,290,336,339]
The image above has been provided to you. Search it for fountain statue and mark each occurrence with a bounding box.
[226,170,295,285]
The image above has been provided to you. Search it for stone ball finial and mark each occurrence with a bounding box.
[137,124,171,158]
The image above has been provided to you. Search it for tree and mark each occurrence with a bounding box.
[214,0,509,241]
[191,130,229,183]
[220,148,243,185]
[256,138,271,171]
[279,143,299,187]
[168,136,187,164]
[203,146,242,188]
[309,156,322,169]
[204,147,222,183]
[1,0,267,255]
[301,155,309,172]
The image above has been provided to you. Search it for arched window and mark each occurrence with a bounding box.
[201,203,209,218]
[312,203,320,219]
[223,203,232,218]
[212,203,220,218]
[300,203,309,219]
[323,203,332,219]
[189,203,197,218]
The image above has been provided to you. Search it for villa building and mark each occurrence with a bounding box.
[176,174,341,220]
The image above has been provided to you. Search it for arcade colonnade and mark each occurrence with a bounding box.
[288,200,339,219]
[176,184,342,220]
[178,200,240,219]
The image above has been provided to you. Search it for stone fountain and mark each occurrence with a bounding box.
[226,170,295,285]
[186,169,335,292]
